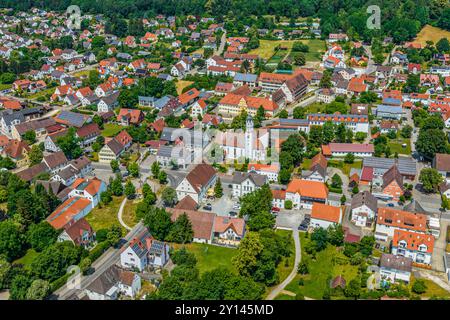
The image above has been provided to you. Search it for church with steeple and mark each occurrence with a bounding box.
[214,115,269,163]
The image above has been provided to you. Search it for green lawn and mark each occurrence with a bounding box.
[85,196,125,232]
[102,124,124,137]
[249,39,325,62]
[328,160,363,176]
[274,230,295,283]
[420,279,450,298]
[173,243,237,274]
[387,138,411,155]
[291,39,326,62]
[282,233,359,300]
[409,276,450,299]
[122,198,140,228]
[0,83,12,91]
[13,249,39,270]
[274,293,296,300]
[25,87,55,100]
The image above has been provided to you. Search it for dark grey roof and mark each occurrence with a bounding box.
[154,95,173,110]
[234,73,258,83]
[56,166,78,181]
[1,107,44,126]
[279,118,309,126]
[362,157,417,176]
[232,172,267,187]
[100,91,120,107]
[56,110,86,127]
[445,253,450,271]
[160,127,178,142]
[303,164,326,179]
[351,191,378,212]
[86,265,132,295]
[149,240,165,255]
[138,96,157,103]
[106,139,124,155]
[403,199,428,215]
[157,145,174,157]
[380,253,412,272]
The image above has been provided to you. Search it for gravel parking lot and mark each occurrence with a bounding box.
[276,208,308,230]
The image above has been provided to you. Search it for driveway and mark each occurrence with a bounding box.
[276,209,306,230]
[117,198,131,231]
[432,218,449,272]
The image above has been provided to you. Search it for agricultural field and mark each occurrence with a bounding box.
[414,25,450,46]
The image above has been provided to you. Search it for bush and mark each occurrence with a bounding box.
[298,261,309,274]
[284,200,293,210]
[96,229,109,243]
[88,241,111,262]
[412,279,427,294]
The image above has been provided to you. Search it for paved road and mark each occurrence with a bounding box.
[266,230,301,300]
[363,45,377,75]
[117,197,131,231]
[214,31,227,56]
[53,222,146,300]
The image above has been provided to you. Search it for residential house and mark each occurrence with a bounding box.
[285,178,328,209]
[68,177,107,208]
[231,172,267,198]
[120,229,170,271]
[213,216,246,245]
[98,130,132,163]
[57,218,95,248]
[43,151,68,174]
[117,109,144,126]
[374,207,427,243]
[379,253,413,284]
[247,163,280,182]
[381,165,404,201]
[391,229,434,265]
[97,91,120,113]
[350,191,378,228]
[176,163,217,204]
[85,265,141,300]
[168,209,214,244]
[433,153,450,184]
[76,123,100,147]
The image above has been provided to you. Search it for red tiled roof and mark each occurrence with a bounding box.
[392,229,434,254]
[377,207,427,232]
[286,179,328,199]
[311,203,342,223]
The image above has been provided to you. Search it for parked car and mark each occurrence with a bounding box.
[229,211,237,217]
[298,223,308,231]
[271,207,280,214]
[203,205,212,211]
[387,203,394,207]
